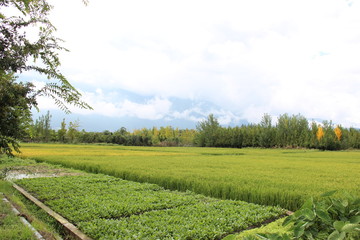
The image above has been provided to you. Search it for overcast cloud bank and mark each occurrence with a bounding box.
[27,0,360,130]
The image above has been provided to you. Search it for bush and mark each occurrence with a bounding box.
[246,191,360,240]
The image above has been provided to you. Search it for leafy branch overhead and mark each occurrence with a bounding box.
[0,0,92,113]
[0,0,92,156]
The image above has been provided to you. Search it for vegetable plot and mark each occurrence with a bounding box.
[16,175,284,239]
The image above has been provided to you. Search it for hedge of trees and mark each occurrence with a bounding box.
[26,111,196,146]
[195,114,360,150]
[25,112,360,150]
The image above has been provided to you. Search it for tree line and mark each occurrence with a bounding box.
[24,112,360,150]
[195,114,360,150]
[26,111,196,146]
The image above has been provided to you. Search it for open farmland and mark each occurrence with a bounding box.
[20,143,360,210]
[15,174,284,239]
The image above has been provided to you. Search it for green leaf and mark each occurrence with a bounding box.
[304,231,314,240]
[222,234,236,240]
[294,210,302,218]
[255,233,270,239]
[333,221,346,232]
[282,215,294,226]
[328,231,346,240]
[328,231,340,240]
[302,208,316,220]
[282,234,292,240]
[300,197,314,210]
[341,223,360,233]
[316,209,331,223]
[350,215,360,224]
[341,199,349,208]
[294,225,305,238]
[321,190,337,197]
[332,200,346,214]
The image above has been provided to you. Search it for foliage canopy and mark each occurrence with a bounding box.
[0,0,92,155]
[0,73,36,155]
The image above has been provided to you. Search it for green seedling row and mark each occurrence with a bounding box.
[16,175,208,222]
[16,175,284,239]
[79,201,282,240]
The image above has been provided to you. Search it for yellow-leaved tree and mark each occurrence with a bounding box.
[334,126,342,141]
[316,126,324,141]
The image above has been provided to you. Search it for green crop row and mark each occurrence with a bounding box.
[79,201,282,240]
[16,175,207,222]
[16,175,284,239]
[20,144,360,210]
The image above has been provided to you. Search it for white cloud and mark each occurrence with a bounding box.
[80,92,172,120]
[36,88,172,120]
[120,98,172,120]
[27,0,360,128]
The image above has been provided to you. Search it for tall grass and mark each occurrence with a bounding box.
[20,143,360,210]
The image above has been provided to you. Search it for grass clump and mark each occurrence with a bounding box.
[0,191,37,240]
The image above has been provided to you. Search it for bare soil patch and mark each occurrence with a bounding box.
[4,165,83,181]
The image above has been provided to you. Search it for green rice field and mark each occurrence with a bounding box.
[20,143,360,210]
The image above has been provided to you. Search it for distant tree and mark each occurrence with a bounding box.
[112,127,129,145]
[67,120,80,143]
[241,125,256,147]
[102,130,113,143]
[174,128,181,144]
[308,121,319,148]
[151,127,160,145]
[194,114,220,147]
[160,126,179,146]
[259,113,275,148]
[276,114,291,147]
[276,114,309,148]
[58,119,67,143]
[347,127,360,148]
[322,121,341,150]
[230,126,243,148]
[334,126,342,141]
[316,126,324,141]
[158,127,167,142]
[32,111,52,142]
[291,114,309,147]
[178,129,196,146]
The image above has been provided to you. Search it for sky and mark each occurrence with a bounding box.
[23,0,360,131]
